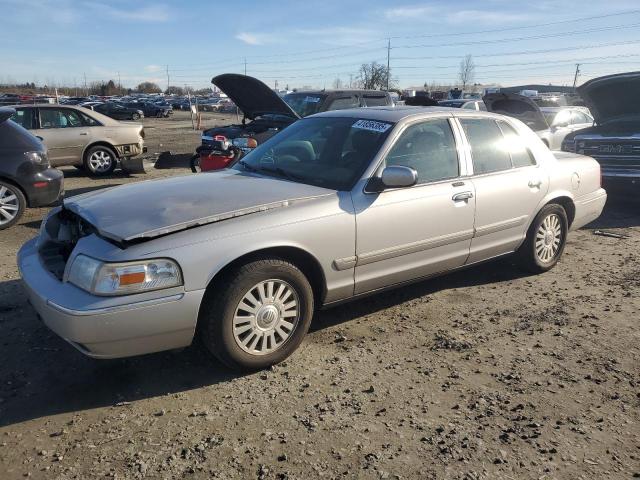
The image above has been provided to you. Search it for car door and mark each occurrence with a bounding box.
[351,117,476,294]
[459,117,549,263]
[35,108,89,165]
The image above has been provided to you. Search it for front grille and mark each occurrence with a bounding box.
[576,139,640,169]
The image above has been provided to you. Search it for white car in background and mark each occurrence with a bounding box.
[484,93,594,150]
[539,107,594,150]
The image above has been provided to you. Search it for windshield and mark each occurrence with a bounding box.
[233,117,394,190]
[283,93,328,117]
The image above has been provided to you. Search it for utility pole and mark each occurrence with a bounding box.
[572,63,581,89]
[166,65,170,92]
[83,72,87,96]
[386,38,391,91]
[117,71,121,92]
[349,74,353,88]
[244,58,247,76]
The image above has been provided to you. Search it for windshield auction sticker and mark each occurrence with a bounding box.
[304,96,321,103]
[352,119,392,133]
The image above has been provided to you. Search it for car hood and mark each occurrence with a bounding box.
[483,93,549,132]
[63,170,333,244]
[577,71,640,125]
[212,74,300,120]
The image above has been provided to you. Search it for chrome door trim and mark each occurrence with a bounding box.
[355,229,475,266]
[474,215,528,237]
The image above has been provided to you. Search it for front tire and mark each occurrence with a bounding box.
[132,113,140,121]
[518,204,568,273]
[0,181,26,230]
[84,145,117,176]
[199,257,314,371]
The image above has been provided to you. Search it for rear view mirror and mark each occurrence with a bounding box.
[380,165,418,189]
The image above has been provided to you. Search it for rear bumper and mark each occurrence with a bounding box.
[17,238,204,359]
[572,188,607,230]
[24,167,64,207]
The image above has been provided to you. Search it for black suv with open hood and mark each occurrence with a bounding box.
[561,71,640,192]
[200,74,392,153]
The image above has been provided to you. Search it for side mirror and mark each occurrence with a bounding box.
[380,165,418,189]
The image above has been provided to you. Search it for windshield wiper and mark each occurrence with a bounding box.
[238,160,259,173]
[257,166,303,182]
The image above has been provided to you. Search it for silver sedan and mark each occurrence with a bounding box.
[18,107,607,370]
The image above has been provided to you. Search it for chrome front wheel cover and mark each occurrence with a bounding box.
[0,185,20,226]
[88,150,113,173]
[232,279,300,356]
[535,213,562,263]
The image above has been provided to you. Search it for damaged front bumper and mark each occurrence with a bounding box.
[17,229,204,359]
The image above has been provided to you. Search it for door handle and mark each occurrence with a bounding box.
[452,191,474,202]
[80,132,88,136]
[528,179,542,188]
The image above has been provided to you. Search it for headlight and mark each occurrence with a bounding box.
[67,255,182,296]
[25,151,50,168]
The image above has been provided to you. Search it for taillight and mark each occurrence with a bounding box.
[599,165,602,188]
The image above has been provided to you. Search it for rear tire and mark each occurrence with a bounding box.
[84,145,117,176]
[199,257,314,371]
[517,204,568,273]
[0,181,26,230]
[132,113,141,121]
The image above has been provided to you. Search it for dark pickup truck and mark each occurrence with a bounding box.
[562,71,640,193]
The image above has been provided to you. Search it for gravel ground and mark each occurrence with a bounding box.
[0,112,638,479]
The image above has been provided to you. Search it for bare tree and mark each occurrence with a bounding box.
[356,61,394,90]
[458,54,475,91]
[137,82,162,94]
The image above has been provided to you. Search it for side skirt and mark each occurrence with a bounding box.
[320,251,516,310]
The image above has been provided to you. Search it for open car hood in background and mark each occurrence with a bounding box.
[212,74,300,120]
[483,93,549,132]
[577,71,640,125]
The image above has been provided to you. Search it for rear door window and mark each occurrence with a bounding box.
[10,108,35,129]
[497,120,536,168]
[460,118,513,174]
[39,108,84,129]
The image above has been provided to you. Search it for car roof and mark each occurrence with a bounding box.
[309,105,505,122]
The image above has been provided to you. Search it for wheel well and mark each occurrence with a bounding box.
[83,141,119,161]
[547,196,576,227]
[203,246,327,306]
[0,176,29,206]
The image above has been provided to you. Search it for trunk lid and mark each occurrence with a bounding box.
[577,71,640,125]
[483,93,549,132]
[212,74,300,120]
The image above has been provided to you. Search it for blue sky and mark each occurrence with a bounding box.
[2,0,640,90]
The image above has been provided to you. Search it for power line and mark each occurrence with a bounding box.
[393,22,640,49]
